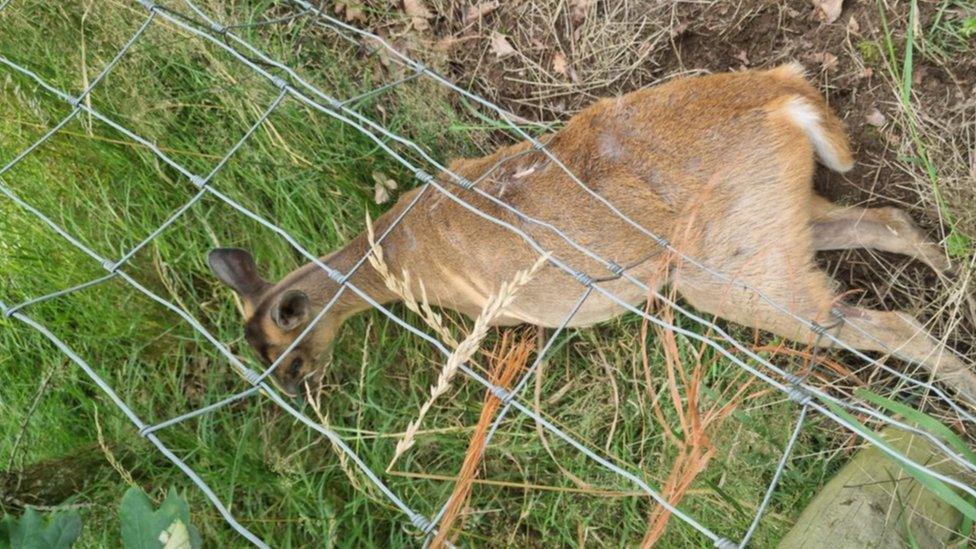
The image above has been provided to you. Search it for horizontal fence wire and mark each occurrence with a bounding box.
[0,1,972,547]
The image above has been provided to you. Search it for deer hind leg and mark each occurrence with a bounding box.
[809,195,951,272]
[674,261,976,404]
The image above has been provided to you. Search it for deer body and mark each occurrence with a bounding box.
[210,63,974,399]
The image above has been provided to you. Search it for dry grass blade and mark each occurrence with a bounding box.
[305,384,368,494]
[429,331,535,548]
[639,291,754,547]
[389,253,549,467]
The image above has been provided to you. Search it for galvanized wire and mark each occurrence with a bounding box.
[1,1,973,547]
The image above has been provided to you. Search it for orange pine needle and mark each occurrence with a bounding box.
[430,331,535,548]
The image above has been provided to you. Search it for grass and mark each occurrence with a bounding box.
[0,0,970,547]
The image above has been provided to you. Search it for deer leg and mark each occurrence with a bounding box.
[828,304,976,401]
[675,266,976,404]
[809,195,951,272]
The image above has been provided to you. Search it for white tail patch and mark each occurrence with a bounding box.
[782,97,853,173]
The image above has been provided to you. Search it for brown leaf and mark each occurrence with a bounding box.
[864,108,886,127]
[374,183,391,204]
[372,171,398,191]
[734,49,750,66]
[810,0,843,24]
[570,0,595,25]
[335,1,366,24]
[847,15,860,34]
[552,53,568,75]
[490,31,516,58]
[403,0,433,31]
[464,1,500,23]
[811,51,838,71]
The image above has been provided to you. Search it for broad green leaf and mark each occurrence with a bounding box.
[120,488,201,549]
[0,509,82,549]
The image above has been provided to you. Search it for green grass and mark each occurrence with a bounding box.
[876,0,975,257]
[0,1,867,546]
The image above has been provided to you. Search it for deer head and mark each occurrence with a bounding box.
[208,248,344,396]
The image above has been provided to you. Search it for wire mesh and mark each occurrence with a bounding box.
[1,1,973,547]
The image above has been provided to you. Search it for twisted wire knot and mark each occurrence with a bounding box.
[136,0,156,12]
[243,369,263,386]
[607,261,625,276]
[713,539,738,549]
[414,170,435,184]
[787,386,813,406]
[189,174,208,188]
[573,271,594,287]
[101,260,118,273]
[270,76,288,90]
[490,386,513,405]
[457,177,475,190]
[409,513,433,533]
[327,269,348,286]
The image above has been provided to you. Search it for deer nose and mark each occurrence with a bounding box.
[280,379,300,397]
[287,357,304,378]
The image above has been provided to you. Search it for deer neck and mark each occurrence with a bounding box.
[297,232,400,319]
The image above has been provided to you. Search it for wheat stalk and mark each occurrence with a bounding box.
[389,253,549,467]
[366,214,459,348]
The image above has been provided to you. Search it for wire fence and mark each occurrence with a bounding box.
[1,1,973,547]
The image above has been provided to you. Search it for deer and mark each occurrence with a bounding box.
[207,63,975,402]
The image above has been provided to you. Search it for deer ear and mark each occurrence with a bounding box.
[272,289,310,331]
[207,248,270,299]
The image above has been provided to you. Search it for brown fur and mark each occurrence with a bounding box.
[209,64,973,400]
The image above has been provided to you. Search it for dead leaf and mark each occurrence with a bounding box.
[552,53,568,75]
[335,2,366,24]
[570,0,595,25]
[372,171,398,191]
[810,0,843,24]
[811,52,838,71]
[670,21,689,38]
[374,183,391,204]
[734,50,750,66]
[404,0,433,31]
[490,31,516,58]
[847,15,860,34]
[865,108,886,127]
[857,67,873,79]
[464,1,500,23]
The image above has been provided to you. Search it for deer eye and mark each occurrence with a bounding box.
[287,357,304,377]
